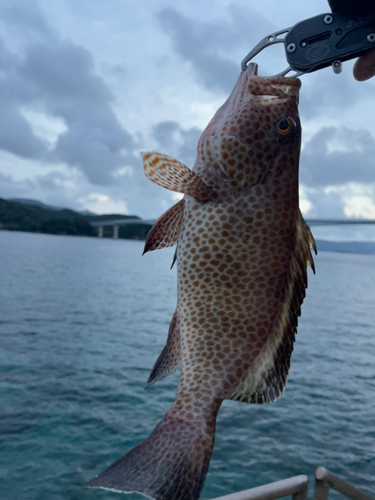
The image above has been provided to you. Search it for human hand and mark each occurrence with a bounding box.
[353,48,375,81]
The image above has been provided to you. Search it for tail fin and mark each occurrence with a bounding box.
[86,412,215,500]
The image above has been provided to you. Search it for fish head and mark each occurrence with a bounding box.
[197,63,302,189]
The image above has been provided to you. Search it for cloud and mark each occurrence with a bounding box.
[300,188,346,219]
[157,7,236,92]
[300,126,375,187]
[0,171,35,200]
[0,102,47,159]
[344,196,375,218]
[299,182,375,220]
[0,167,137,216]
[0,0,53,43]
[156,5,275,93]
[300,70,375,120]
[0,0,374,225]
[24,39,137,184]
[152,120,201,168]
[78,193,129,215]
[0,6,137,186]
[299,198,313,216]
[0,169,89,210]
[0,37,16,71]
[19,108,68,147]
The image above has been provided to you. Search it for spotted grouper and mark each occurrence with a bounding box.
[87,63,316,500]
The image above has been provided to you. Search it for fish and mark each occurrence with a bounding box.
[86,62,316,500]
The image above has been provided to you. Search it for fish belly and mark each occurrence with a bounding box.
[177,189,300,405]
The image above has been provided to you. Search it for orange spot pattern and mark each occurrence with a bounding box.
[143,199,185,253]
[87,68,316,500]
[141,71,314,496]
[142,152,212,202]
[146,71,314,471]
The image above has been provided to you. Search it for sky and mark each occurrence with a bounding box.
[1,0,375,232]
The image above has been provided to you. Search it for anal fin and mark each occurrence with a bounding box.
[143,199,185,254]
[142,152,212,202]
[146,310,181,388]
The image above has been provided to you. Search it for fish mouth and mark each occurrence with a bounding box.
[244,65,301,98]
[245,63,258,77]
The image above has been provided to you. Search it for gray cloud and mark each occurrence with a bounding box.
[157,6,275,93]
[0,6,137,186]
[0,40,48,158]
[0,170,37,201]
[300,68,374,120]
[0,103,47,159]
[303,189,346,219]
[0,167,140,217]
[0,0,373,223]
[0,169,71,209]
[300,126,375,187]
[156,4,374,121]
[0,37,16,71]
[157,7,236,92]
[152,120,201,168]
[0,3,53,38]
[0,138,182,219]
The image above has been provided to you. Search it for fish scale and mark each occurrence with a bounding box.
[87,62,316,500]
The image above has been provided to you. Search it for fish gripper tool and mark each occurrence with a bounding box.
[241,1,375,77]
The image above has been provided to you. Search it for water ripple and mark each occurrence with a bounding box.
[0,231,374,499]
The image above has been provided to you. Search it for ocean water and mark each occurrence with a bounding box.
[1,230,374,500]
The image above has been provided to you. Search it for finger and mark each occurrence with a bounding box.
[353,48,375,81]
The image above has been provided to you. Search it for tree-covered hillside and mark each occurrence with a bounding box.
[0,198,152,240]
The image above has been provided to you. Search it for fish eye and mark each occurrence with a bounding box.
[277,117,293,136]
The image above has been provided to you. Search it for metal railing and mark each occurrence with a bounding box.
[210,467,373,500]
[314,467,373,500]
[211,475,309,500]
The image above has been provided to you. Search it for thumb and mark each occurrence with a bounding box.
[353,48,375,81]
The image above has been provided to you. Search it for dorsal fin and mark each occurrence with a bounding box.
[146,310,181,388]
[142,152,212,202]
[143,199,185,255]
[299,209,317,273]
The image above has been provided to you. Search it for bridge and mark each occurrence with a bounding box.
[90,218,156,238]
[305,219,375,226]
[90,218,375,238]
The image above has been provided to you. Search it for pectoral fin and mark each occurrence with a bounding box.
[143,199,185,255]
[142,152,212,202]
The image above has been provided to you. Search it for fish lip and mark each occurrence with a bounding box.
[247,75,301,98]
[244,63,301,94]
[245,63,258,77]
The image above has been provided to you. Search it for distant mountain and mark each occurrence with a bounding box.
[0,197,151,240]
[85,213,141,222]
[8,197,97,216]
[3,197,375,251]
[8,198,63,211]
[0,198,95,237]
[79,209,97,216]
